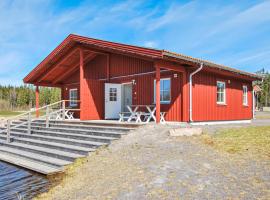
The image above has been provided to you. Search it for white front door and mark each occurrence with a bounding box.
[105,83,122,119]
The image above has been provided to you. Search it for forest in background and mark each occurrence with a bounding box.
[0,68,268,112]
[0,85,60,111]
[256,69,270,108]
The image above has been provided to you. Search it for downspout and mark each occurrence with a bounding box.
[189,63,204,122]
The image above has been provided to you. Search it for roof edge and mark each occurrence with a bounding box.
[162,50,262,80]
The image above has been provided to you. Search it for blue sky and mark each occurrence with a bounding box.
[0,0,270,85]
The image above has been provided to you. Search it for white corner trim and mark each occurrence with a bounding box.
[190,120,251,126]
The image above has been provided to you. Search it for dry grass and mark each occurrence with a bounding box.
[201,126,270,158]
[255,115,270,120]
[34,146,150,200]
[32,125,270,199]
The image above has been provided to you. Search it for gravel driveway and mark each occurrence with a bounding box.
[38,124,270,200]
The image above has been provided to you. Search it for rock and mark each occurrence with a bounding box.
[169,128,203,137]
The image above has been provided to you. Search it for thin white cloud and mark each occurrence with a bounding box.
[0,0,269,86]
[143,41,158,48]
[145,1,196,32]
[233,50,270,65]
[207,1,270,37]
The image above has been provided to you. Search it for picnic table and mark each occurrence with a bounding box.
[55,108,80,120]
[119,105,166,123]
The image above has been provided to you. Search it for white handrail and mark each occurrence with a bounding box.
[3,100,80,143]
[6,100,80,120]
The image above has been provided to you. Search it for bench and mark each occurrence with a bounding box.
[160,112,166,123]
[119,112,131,122]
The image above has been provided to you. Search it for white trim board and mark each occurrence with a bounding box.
[190,120,251,126]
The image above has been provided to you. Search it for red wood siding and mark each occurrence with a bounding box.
[109,54,155,77]
[60,52,253,122]
[80,55,106,120]
[192,71,253,121]
[135,72,182,121]
[108,71,182,121]
[61,53,183,121]
[61,82,80,118]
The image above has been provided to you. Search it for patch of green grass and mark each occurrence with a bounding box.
[202,126,270,158]
[0,111,24,117]
[0,110,46,118]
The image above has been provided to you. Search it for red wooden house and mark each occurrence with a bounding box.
[23,34,261,123]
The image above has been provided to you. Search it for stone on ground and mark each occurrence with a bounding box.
[169,127,203,137]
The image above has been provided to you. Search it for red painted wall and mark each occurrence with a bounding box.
[110,71,183,121]
[62,53,183,121]
[61,52,253,122]
[80,55,106,120]
[192,70,253,121]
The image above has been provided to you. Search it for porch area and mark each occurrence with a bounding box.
[30,44,193,123]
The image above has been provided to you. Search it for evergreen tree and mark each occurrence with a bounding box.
[0,85,61,111]
[255,68,270,107]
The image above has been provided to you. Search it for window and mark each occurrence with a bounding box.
[154,78,171,104]
[243,85,248,105]
[69,89,78,107]
[217,81,226,104]
[109,88,117,101]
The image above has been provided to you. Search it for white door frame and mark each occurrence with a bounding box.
[104,83,122,119]
[122,82,133,112]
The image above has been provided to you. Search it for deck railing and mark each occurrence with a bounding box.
[0,100,80,143]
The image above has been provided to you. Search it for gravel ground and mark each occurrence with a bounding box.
[36,124,270,200]
[198,112,270,134]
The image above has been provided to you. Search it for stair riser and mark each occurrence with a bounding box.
[0,142,77,162]
[12,121,131,133]
[12,125,122,139]
[0,149,64,168]
[43,123,129,133]
[10,128,113,143]
[12,133,103,148]
[30,120,139,128]
[12,139,89,155]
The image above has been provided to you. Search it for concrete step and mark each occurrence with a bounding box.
[0,146,71,167]
[32,119,140,129]
[13,120,134,133]
[0,118,138,175]
[0,152,62,175]
[0,136,94,155]
[0,140,84,162]
[6,130,107,148]
[12,126,119,142]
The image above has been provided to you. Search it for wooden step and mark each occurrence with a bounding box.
[11,126,118,142]
[7,131,107,148]
[0,146,71,167]
[0,140,84,161]
[0,152,62,175]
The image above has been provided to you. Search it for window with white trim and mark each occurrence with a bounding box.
[69,89,78,107]
[154,78,171,104]
[109,88,117,101]
[243,85,248,105]
[217,81,226,104]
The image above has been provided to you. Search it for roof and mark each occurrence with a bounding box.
[253,85,262,92]
[162,51,262,80]
[24,34,262,83]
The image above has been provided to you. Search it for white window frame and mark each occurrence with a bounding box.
[69,88,78,107]
[153,78,171,104]
[216,81,226,104]
[243,85,248,106]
